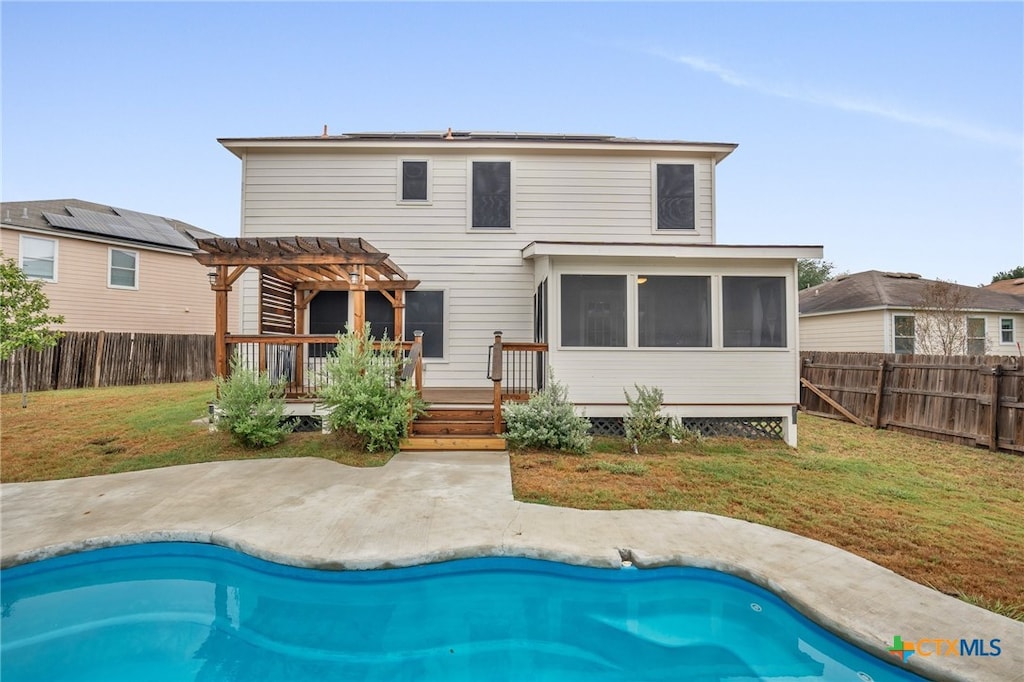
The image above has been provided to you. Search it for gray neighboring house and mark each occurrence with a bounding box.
[799,270,1024,355]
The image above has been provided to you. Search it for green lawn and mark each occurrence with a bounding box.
[2,381,1022,620]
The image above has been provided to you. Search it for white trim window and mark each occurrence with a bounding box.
[653,162,696,231]
[894,315,915,354]
[560,274,627,347]
[108,248,139,289]
[1001,318,1015,345]
[469,160,513,229]
[19,235,57,281]
[405,290,446,359]
[966,317,986,355]
[397,159,431,203]
[637,275,711,347]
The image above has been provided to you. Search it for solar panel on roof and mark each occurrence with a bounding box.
[42,207,195,250]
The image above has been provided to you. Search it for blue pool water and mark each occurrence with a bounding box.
[1,543,923,682]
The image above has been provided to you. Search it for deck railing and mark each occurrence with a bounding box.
[487,331,548,433]
[225,334,422,397]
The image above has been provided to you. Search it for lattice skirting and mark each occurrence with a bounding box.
[588,417,784,441]
[284,415,324,433]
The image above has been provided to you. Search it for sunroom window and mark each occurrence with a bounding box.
[722,277,787,348]
[637,275,710,347]
[560,275,626,347]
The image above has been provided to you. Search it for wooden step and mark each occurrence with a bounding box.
[412,420,496,436]
[400,436,507,451]
[418,408,494,421]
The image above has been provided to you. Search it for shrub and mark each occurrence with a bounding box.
[214,353,293,448]
[623,384,666,454]
[502,372,592,454]
[318,324,425,453]
[667,417,706,447]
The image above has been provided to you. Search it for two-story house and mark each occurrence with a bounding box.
[211,130,821,445]
[1,199,230,334]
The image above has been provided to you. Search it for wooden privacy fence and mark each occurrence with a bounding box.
[799,351,1023,455]
[1,331,215,393]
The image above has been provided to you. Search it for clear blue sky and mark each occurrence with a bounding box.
[3,1,1021,286]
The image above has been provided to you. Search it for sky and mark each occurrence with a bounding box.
[2,1,1021,286]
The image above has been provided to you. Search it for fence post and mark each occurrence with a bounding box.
[92,330,106,388]
[872,360,887,429]
[989,364,1002,452]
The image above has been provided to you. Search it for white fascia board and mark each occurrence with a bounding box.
[218,138,738,161]
[522,242,823,261]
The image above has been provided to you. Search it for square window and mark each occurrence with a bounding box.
[723,277,787,347]
[656,164,695,230]
[401,160,429,202]
[1001,318,1015,344]
[561,275,626,347]
[638,276,711,347]
[894,315,915,354]
[472,161,511,228]
[109,249,138,288]
[19,235,57,281]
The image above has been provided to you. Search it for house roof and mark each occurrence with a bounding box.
[799,270,1024,315]
[983,277,1024,296]
[1,199,218,252]
[218,129,739,162]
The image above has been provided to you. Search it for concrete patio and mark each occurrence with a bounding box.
[2,453,1021,681]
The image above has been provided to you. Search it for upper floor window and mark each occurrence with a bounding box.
[966,317,986,355]
[109,248,138,289]
[638,275,711,347]
[399,159,430,202]
[1001,318,1015,344]
[722,276,786,347]
[19,235,57,281]
[894,315,915,354]
[471,161,511,229]
[656,163,695,230]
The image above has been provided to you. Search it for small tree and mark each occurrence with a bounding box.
[502,370,592,454]
[0,256,65,407]
[623,384,666,454]
[913,279,986,355]
[798,259,837,290]
[991,266,1024,283]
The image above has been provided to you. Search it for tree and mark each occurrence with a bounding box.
[0,255,65,407]
[798,259,836,290]
[913,279,985,356]
[991,266,1024,283]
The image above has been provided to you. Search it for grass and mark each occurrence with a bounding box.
[2,381,1022,620]
[511,419,1024,620]
[0,381,388,482]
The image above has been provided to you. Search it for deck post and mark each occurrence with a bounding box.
[491,331,503,434]
[413,330,424,396]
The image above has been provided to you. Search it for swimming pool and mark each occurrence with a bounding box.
[1,542,922,681]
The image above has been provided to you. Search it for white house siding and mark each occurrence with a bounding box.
[1,227,233,334]
[799,310,885,352]
[237,148,719,387]
[543,256,801,412]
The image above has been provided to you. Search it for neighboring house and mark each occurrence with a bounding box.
[799,270,1024,355]
[217,130,822,445]
[984,277,1024,299]
[0,199,233,334]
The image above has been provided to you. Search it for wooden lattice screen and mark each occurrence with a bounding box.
[259,269,295,335]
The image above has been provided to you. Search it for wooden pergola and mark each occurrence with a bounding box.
[192,237,420,384]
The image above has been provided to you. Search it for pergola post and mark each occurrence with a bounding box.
[393,290,405,342]
[213,265,230,378]
[351,264,367,333]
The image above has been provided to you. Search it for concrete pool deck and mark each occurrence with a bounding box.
[1,453,1020,681]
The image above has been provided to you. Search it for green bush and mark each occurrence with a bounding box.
[214,353,293,448]
[623,384,666,454]
[318,324,425,453]
[667,417,706,447]
[502,372,592,454]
